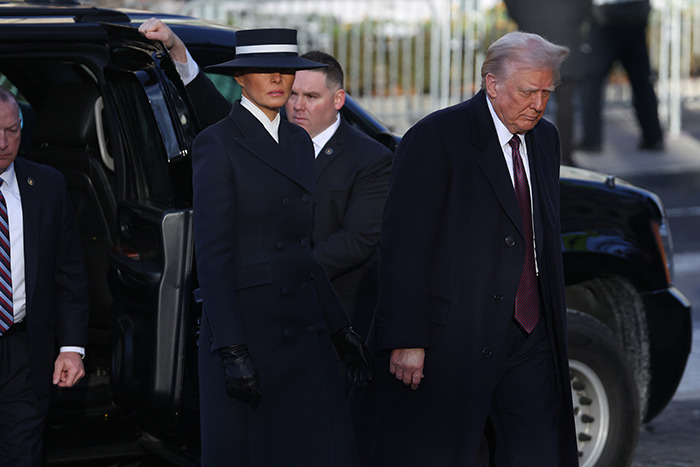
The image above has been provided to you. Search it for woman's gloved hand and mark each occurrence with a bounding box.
[219,344,261,408]
[331,326,372,387]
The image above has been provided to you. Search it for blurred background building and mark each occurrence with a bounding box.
[97,0,691,137]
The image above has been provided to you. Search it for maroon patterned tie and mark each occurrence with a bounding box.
[507,136,539,333]
[0,180,12,335]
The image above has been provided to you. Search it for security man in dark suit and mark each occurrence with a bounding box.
[0,87,89,466]
[350,32,579,466]
[285,51,392,339]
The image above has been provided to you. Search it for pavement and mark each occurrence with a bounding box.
[571,105,700,177]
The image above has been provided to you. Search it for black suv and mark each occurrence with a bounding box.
[0,2,691,466]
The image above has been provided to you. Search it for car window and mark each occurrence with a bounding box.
[0,74,32,155]
[107,69,176,205]
[206,72,242,102]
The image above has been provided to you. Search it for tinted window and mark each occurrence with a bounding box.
[206,72,242,102]
[108,68,174,205]
[106,67,194,208]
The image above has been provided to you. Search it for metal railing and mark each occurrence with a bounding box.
[145,0,700,136]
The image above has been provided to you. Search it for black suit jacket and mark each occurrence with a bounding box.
[312,120,391,336]
[350,90,578,466]
[14,157,89,397]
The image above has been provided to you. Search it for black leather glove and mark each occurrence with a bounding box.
[219,344,261,408]
[331,326,372,387]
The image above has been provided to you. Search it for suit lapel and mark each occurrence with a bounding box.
[470,91,524,237]
[14,159,39,312]
[314,119,346,181]
[525,131,550,259]
[229,102,313,193]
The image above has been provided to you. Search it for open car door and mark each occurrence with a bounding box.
[103,23,199,428]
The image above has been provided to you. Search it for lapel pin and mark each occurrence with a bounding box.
[27,177,35,186]
[324,148,333,156]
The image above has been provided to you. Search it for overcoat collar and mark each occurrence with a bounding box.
[470,90,525,238]
[228,100,314,193]
[470,90,548,251]
[524,130,547,256]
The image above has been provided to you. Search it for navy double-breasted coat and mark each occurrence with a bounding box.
[192,101,360,466]
[350,90,578,466]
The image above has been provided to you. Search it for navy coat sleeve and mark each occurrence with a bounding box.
[53,172,90,348]
[374,119,452,350]
[191,119,246,350]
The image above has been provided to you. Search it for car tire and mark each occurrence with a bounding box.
[568,310,640,467]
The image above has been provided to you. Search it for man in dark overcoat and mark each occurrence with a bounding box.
[350,31,579,466]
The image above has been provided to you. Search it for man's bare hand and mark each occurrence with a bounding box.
[138,17,188,63]
[52,352,85,388]
[390,348,425,390]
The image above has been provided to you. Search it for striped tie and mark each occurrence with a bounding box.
[0,180,12,335]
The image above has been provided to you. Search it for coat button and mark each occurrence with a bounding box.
[482,347,493,358]
[309,272,315,279]
[300,238,309,248]
[281,287,290,296]
[505,236,516,247]
[306,326,316,335]
[283,329,292,338]
[300,282,309,291]
[276,241,286,250]
[302,194,311,203]
[493,293,504,303]
[281,198,291,207]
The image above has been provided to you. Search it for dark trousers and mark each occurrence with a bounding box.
[486,317,560,467]
[580,20,663,146]
[0,325,50,467]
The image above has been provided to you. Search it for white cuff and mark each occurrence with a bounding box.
[60,346,85,359]
[175,49,200,86]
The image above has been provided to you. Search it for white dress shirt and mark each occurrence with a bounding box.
[240,96,281,142]
[174,49,199,85]
[486,97,539,271]
[311,114,341,157]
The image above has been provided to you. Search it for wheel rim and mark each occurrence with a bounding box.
[570,359,610,467]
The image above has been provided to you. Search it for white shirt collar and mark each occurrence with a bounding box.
[0,162,18,195]
[485,95,533,190]
[486,96,524,150]
[311,113,341,158]
[240,96,281,143]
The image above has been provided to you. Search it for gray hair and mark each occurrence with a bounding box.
[0,86,18,107]
[480,31,569,89]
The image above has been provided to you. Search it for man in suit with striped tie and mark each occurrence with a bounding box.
[0,87,89,466]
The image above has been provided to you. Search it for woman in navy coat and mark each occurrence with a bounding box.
[191,29,369,466]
